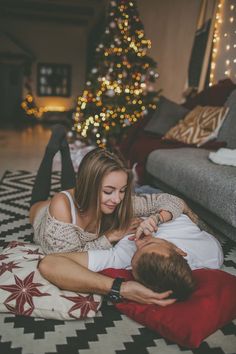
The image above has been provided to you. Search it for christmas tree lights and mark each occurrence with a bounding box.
[21,76,44,119]
[74,0,159,147]
[21,93,45,119]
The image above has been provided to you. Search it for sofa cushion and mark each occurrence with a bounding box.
[128,133,226,184]
[216,89,236,148]
[144,96,189,135]
[146,148,236,227]
[163,106,229,146]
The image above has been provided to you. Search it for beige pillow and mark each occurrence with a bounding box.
[163,106,229,147]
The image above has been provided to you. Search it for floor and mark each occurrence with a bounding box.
[0,123,236,354]
[0,170,235,354]
[0,124,55,179]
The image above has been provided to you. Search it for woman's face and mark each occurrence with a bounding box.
[100,170,128,214]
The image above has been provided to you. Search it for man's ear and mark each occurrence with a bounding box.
[176,247,187,257]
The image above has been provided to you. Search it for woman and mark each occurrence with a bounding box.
[30,125,195,254]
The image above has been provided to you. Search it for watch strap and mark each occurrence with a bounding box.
[107,277,125,302]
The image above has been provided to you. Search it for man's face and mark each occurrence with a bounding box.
[131,236,186,273]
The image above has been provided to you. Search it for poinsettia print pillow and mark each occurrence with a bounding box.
[0,241,102,319]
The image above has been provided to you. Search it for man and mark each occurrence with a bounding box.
[39,214,223,305]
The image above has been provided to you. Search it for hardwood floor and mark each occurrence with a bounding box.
[0,124,53,179]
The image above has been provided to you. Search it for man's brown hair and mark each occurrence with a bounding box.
[134,250,195,301]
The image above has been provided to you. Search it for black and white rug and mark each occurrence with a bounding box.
[0,170,236,354]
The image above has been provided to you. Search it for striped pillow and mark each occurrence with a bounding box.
[163,106,229,147]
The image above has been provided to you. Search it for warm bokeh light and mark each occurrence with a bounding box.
[73,0,159,147]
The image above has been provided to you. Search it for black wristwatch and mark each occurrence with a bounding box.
[107,277,125,302]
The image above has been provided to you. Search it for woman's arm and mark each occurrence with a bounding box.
[133,193,185,220]
[132,194,198,239]
[133,193,185,239]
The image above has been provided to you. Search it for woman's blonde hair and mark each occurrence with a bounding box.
[74,148,133,235]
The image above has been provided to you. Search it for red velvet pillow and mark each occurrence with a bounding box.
[183,79,236,110]
[118,112,155,159]
[101,268,236,348]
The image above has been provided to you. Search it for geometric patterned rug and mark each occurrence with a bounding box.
[0,170,236,354]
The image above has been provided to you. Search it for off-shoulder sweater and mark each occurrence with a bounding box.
[33,193,185,254]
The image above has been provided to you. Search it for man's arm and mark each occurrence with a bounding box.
[39,252,175,305]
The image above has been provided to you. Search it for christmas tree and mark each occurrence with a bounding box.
[73,0,159,147]
[21,74,44,119]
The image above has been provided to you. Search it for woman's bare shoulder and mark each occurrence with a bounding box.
[49,192,72,223]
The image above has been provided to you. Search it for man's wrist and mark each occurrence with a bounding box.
[120,280,128,299]
[106,277,125,302]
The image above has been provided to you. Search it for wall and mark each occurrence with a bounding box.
[1,19,87,111]
[137,0,201,102]
[2,1,233,110]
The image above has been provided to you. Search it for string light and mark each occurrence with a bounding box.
[209,0,236,85]
[21,94,44,119]
[224,0,235,79]
[21,96,67,119]
[209,0,224,86]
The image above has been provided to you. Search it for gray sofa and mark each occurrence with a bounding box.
[146,90,236,241]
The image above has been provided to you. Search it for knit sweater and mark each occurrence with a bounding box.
[33,193,185,254]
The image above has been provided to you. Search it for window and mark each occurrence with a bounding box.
[37,63,71,97]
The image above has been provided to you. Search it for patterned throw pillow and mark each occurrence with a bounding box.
[0,241,102,319]
[163,106,229,147]
[144,96,189,135]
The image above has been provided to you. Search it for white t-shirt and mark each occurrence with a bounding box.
[88,215,224,272]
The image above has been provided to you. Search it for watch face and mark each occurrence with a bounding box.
[108,292,121,302]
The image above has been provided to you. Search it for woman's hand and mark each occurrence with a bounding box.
[159,210,172,223]
[106,218,142,243]
[121,280,176,306]
[130,210,173,241]
[131,215,159,241]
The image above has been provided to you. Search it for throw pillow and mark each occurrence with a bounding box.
[0,241,102,319]
[144,96,189,135]
[101,268,236,348]
[119,112,154,159]
[163,105,229,147]
[183,78,236,109]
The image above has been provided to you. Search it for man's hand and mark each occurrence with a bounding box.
[120,280,176,306]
